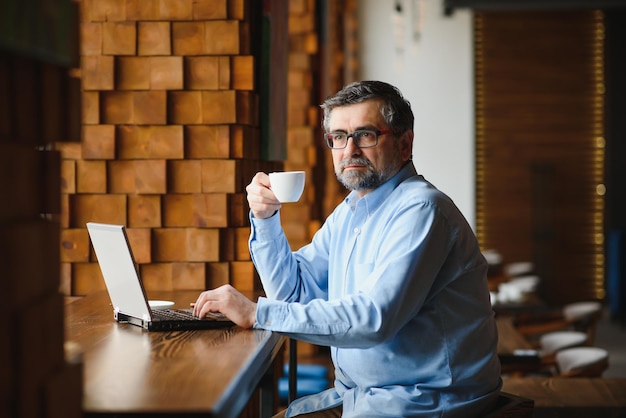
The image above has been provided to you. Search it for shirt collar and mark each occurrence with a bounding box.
[344,162,417,213]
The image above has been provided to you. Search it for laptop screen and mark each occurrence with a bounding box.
[86,222,153,321]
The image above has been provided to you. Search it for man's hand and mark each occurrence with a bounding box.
[192,285,257,328]
[246,172,281,219]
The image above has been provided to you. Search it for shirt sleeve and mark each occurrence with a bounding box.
[248,210,331,303]
[253,200,464,349]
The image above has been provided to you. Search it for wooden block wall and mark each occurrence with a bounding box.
[281,0,320,250]
[61,0,286,296]
[2,37,83,418]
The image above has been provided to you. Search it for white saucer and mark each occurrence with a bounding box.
[149,300,175,310]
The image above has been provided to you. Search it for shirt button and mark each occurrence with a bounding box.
[353,227,360,234]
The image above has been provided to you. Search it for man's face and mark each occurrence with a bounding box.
[329,100,412,196]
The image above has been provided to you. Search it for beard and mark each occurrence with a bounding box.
[335,156,400,192]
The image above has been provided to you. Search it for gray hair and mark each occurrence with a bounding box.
[320,80,414,136]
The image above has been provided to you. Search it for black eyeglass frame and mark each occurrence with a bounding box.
[324,129,393,149]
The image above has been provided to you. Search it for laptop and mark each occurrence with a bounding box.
[86,222,234,331]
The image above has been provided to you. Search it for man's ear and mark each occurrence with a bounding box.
[400,130,414,161]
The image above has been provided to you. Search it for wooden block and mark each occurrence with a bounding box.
[220,225,235,261]
[128,194,162,228]
[82,56,114,91]
[61,160,76,194]
[230,261,257,292]
[138,21,171,56]
[126,227,151,264]
[16,293,65,418]
[201,159,237,193]
[40,150,61,215]
[101,91,134,124]
[172,262,206,290]
[228,0,245,20]
[108,160,166,194]
[125,0,160,20]
[116,57,150,90]
[137,159,167,194]
[153,228,187,261]
[172,21,207,55]
[229,193,249,227]
[82,124,116,159]
[231,55,254,90]
[73,262,106,295]
[70,194,127,227]
[151,56,183,90]
[289,0,310,15]
[193,193,228,227]
[206,262,230,288]
[235,90,257,125]
[76,160,107,193]
[153,228,220,262]
[134,91,167,125]
[218,56,230,89]
[201,90,237,124]
[288,52,310,70]
[107,160,135,193]
[167,160,202,193]
[168,91,202,124]
[234,125,261,159]
[184,56,219,90]
[80,22,102,55]
[84,0,126,22]
[59,263,72,296]
[234,227,250,260]
[1,314,13,414]
[162,193,227,228]
[117,125,184,159]
[60,228,91,263]
[44,354,83,418]
[205,20,240,54]
[60,193,70,229]
[54,142,82,160]
[102,22,137,55]
[159,0,193,20]
[2,220,60,308]
[40,64,64,144]
[82,91,100,124]
[288,85,311,109]
[185,125,230,158]
[289,12,315,34]
[163,194,195,227]
[182,228,220,262]
[193,0,228,20]
[140,263,173,291]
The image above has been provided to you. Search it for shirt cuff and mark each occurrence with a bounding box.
[254,296,286,329]
[249,210,283,242]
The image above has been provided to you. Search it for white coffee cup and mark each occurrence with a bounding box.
[269,171,305,203]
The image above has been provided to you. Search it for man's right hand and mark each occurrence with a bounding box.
[245,172,282,219]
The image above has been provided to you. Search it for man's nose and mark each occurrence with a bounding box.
[344,135,362,156]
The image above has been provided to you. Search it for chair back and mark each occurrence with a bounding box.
[555,346,609,377]
[562,301,603,343]
[539,330,588,355]
[483,392,534,418]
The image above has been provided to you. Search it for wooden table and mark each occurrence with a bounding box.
[65,290,285,417]
[503,377,626,417]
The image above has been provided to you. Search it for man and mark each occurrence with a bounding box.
[193,81,501,417]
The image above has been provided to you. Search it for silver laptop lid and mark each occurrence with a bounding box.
[86,222,152,322]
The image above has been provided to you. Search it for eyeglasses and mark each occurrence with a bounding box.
[324,129,392,149]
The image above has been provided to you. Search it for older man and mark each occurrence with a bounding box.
[194,80,501,417]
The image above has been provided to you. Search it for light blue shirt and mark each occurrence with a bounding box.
[250,163,501,417]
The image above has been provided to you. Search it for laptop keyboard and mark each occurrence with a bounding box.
[153,308,227,321]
